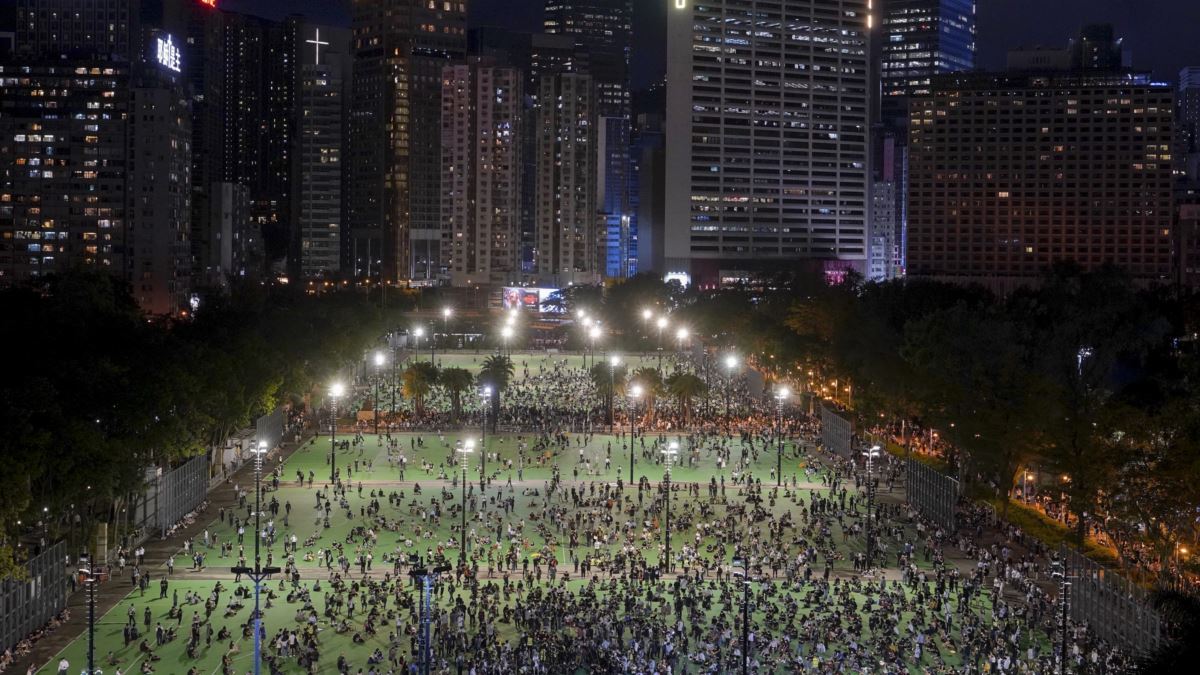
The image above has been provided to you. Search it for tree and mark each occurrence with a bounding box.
[440,368,474,422]
[1135,590,1200,674]
[477,355,514,431]
[631,367,663,423]
[589,361,628,427]
[403,363,440,417]
[666,372,708,425]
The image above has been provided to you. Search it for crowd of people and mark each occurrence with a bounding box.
[45,352,1137,674]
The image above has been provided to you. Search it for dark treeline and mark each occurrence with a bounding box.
[0,270,387,577]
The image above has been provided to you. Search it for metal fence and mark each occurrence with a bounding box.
[0,541,67,653]
[156,455,209,538]
[820,403,853,457]
[906,457,958,532]
[255,407,286,454]
[1059,544,1163,655]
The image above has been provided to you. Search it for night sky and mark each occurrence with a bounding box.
[221,0,1200,89]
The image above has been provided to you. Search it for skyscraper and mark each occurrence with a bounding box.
[292,23,350,279]
[14,0,136,59]
[874,0,976,280]
[665,0,870,286]
[441,60,523,287]
[1179,67,1200,186]
[349,0,466,284]
[545,1,633,279]
[535,72,598,285]
[906,69,1175,290]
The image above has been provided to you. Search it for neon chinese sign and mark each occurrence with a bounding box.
[199,0,218,8]
[155,34,182,72]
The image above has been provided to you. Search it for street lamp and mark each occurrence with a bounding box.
[662,441,678,574]
[774,386,790,486]
[373,351,385,434]
[862,444,881,569]
[457,440,474,559]
[441,307,453,363]
[78,552,97,675]
[501,324,514,356]
[588,324,601,369]
[408,554,452,675]
[413,325,427,363]
[329,382,345,483]
[732,555,752,675]
[608,355,621,432]
[655,316,668,371]
[230,441,279,675]
[628,384,644,483]
[723,354,739,431]
[480,386,492,488]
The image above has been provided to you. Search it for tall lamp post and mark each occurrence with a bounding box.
[372,351,385,434]
[408,554,452,675]
[628,384,643,484]
[655,316,668,371]
[328,382,345,483]
[588,325,601,370]
[480,387,492,489]
[732,555,752,675]
[608,355,621,432]
[442,307,454,358]
[78,551,97,675]
[457,440,474,559]
[641,308,654,354]
[413,326,426,363]
[231,441,280,675]
[501,324,514,356]
[662,441,678,574]
[723,354,739,432]
[862,444,880,569]
[774,386,790,486]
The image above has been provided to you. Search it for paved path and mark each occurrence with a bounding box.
[12,430,316,674]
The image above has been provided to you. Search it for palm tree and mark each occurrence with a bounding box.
[666,372,708,425]
[1135,589,1200,674]
[439,367,474,422]
[590,361,628,427]
[477,355,514,431]
[402,362,439,417]
[632,367,663,423]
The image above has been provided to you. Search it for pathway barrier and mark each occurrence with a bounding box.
[0,541,67,653]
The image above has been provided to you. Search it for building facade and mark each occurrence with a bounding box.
[441,60,523,287]
[535,72,598,286]
[349,0,466,284]
[907,71,1176,290]
[0,62,130,285]
[292,23,350,279]
[665,0,871,286]
[545,1,634,279]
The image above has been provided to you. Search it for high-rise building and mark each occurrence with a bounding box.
[545,1,633,279]
[1179,67,1200,186]
[907,70,1175,290]
[349,0,466,284]
[127,37,193,315]
[535,72,598,286]
[0,62,130,285]
[665,0,870,286]
[15,0,136,59]
[441,60,523,287]
[879,1,975,102]
[874,0,976,280]
[631,112,665,275]
[292,23,350,279]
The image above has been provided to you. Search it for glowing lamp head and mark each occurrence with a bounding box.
[630,384,644,398]
[777,386,790,400]
[676,327,689,341]
[611,355,621,367]
[589,325,601,339]
[414,326,425,338]
[442,307,453,319]
[374,351,385,367]
[724,354,738,370]
[330,382,346,398]
[656,316,668,330]
[501,325,514,339]
[642,308,653,321]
